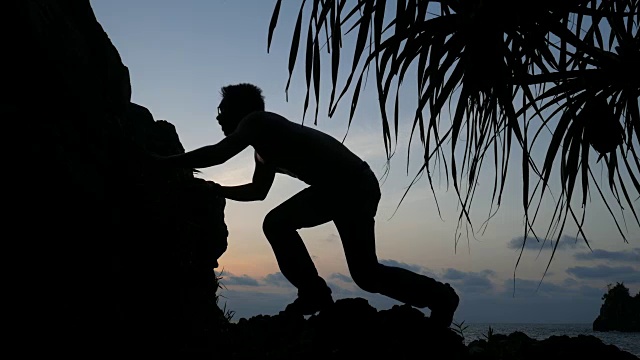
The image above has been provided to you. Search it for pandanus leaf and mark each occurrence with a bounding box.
[580,97,624,154]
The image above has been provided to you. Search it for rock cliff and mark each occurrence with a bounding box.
[8,1,228,356]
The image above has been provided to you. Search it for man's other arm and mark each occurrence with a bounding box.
[218,160,275,202]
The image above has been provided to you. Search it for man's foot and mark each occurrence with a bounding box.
[284,292,334,316]
[429,283,459,328]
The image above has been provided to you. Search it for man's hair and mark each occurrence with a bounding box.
[220,83,265,113]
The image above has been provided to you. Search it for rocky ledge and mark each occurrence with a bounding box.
[211,298,638,359]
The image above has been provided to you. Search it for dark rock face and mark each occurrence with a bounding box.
[593,283,640,332]
[8,0,228,356]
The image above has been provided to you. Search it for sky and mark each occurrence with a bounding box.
[91,0,639,324]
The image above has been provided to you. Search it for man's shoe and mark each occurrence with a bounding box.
[430,283,459,328]
[284,292,334,316]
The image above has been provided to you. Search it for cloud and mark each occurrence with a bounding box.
[566,265,640,283]
[324,233,339,242]
[456,294,603,324]
[574,248,640,263]
[442,268,467,280]
[507,235,587,251]
[262,272,295,288]
[217,289,295,320]
[379,259,424,273]
[330,272,353,283]
[562,277,580,287]
[578,285,606,298]
[441,268,496,294]
[560,277,606,297]
[327,282,359,297]
[223,273,261,286]
[501,278,574,297]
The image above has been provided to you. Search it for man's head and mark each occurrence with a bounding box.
[217,83,265,135]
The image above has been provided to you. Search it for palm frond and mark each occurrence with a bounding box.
[268,0,640,269]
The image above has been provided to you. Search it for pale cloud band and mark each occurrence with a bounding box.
[507,235,587,251]
[573,248,640,263]
[566,265,640,283]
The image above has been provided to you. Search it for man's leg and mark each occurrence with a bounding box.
[262,187,334,313]
[335,215,459,327]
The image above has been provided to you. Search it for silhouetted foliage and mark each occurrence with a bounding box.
[593,282,640,332]
[268,0,640,272]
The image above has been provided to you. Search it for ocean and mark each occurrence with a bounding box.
[460,323,640,357]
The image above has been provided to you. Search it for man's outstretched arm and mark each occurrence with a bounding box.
[217,160,275,202]
[158,130,250,169]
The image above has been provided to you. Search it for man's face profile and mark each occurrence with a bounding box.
[216,101,236,136]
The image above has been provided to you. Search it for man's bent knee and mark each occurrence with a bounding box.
[351,268,382,294]
[262,211,290,238]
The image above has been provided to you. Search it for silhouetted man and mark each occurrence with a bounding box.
[157,83,459,327]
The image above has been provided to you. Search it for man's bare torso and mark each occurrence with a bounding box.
[238,111,368,187]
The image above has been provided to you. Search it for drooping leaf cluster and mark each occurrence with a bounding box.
[268,0,640,270]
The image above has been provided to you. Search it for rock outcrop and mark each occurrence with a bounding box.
[593,282,640,332]
[8,1,228,356]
